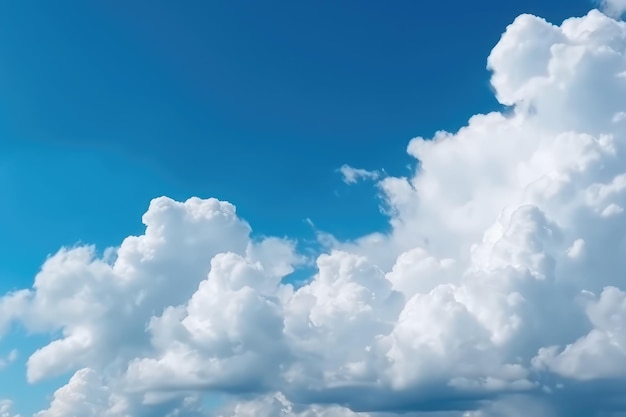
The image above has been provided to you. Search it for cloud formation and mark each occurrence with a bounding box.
[338,165,381,184]
[3,7,626,417]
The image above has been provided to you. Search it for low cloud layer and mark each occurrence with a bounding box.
[2,7,626,417]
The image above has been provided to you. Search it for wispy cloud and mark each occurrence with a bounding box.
[337,164,381,184]
[0,350,18,370]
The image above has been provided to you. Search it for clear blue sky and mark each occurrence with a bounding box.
[0,1,596,414]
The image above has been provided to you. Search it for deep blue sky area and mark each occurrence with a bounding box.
[0,0,593,288]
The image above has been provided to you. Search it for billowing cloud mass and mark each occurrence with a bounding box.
[3,7,626,417]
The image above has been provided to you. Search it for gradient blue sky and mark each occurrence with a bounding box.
[0,1,597,414]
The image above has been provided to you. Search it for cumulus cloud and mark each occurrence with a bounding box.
[4,6,626,417]
[338,165,381,184]
[34,367,208,417]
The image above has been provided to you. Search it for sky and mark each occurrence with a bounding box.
[4,0,626,416]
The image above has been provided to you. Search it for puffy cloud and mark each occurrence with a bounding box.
[125,251,290,393]
[0,195,302,416]
[34,368,207,417]
[532,286,626,380]
[4,6,626,417]
[34,369,117,417]
[19,196,255,383]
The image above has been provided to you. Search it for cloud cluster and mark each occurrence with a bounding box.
[2,7,626,417]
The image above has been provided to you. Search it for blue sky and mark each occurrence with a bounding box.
[1,1,622,416]
[0,0,593,285]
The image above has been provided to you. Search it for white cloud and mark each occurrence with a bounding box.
[34,369,116,417]
[3,6,626,417]
[338,165,381,184]
[20,196,255,383]
[34,368,206,417]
